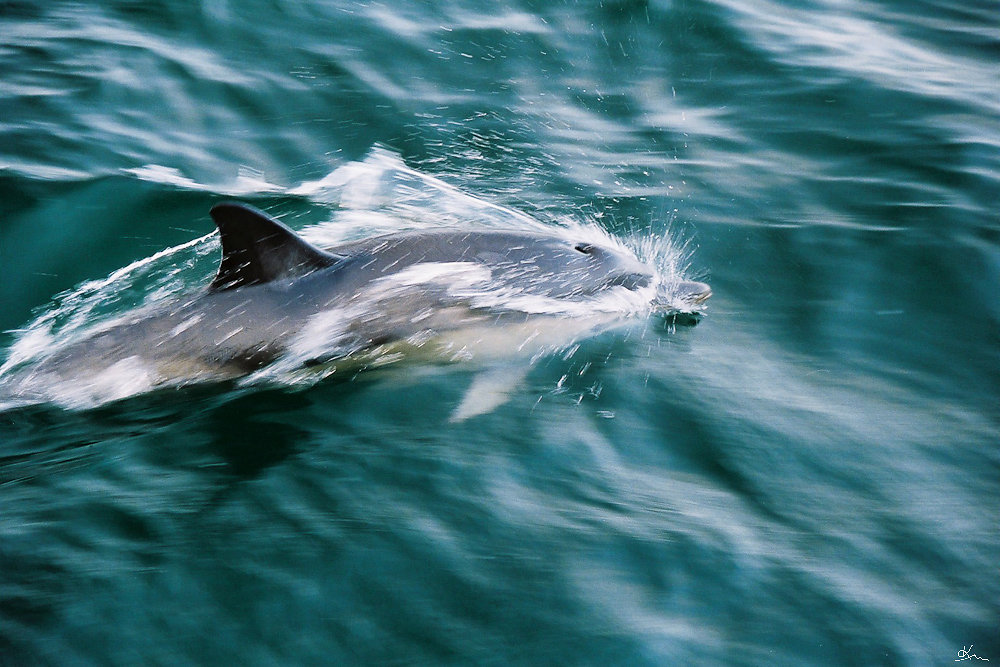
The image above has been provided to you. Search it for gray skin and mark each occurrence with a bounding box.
[0,202,711,402]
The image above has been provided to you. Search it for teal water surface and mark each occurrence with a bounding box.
[1,1,998,664]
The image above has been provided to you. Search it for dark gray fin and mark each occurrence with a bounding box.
[208,202,341,291]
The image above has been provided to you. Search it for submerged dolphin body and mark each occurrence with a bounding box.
[0,203,710,415]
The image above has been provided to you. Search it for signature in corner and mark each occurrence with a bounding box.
[956,645,990,662]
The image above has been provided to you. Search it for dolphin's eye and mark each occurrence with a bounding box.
[573,243,594,255]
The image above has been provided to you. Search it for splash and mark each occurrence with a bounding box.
[0,232,217,378]
[1,149,705,409]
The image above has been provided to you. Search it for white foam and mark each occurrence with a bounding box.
[124,164,284,195]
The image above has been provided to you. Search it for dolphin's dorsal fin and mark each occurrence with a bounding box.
[208,202,341,291]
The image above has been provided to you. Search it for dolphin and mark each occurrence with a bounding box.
[0,202,710,414]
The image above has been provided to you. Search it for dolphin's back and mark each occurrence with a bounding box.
[322,228,654,299]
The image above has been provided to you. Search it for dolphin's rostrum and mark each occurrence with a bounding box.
[0,203,710,413]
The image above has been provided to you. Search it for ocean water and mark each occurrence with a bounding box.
[1,0,997,664]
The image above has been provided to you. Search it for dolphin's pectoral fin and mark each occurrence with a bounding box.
[208,202,344,291]
[450,364,531,422]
